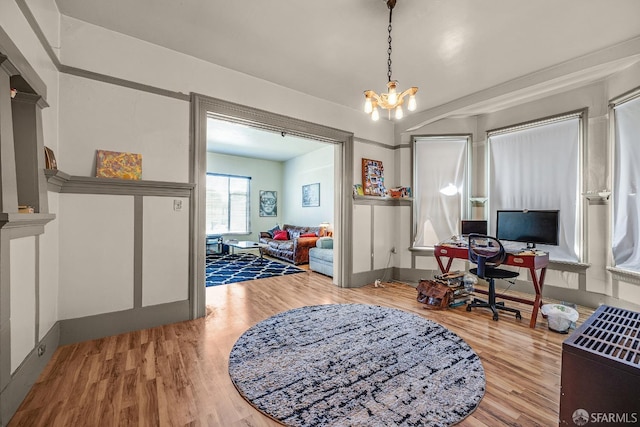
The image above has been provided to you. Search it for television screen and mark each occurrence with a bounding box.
[496,210,559,247]
[461,220,488,236]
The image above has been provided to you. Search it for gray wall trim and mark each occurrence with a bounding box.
[0,322,59,427]
[0,26,47,100]
[15,0,61,69]
[34,236,40,348]
[59,64,190,101]
[370,207,375,271]
[59,300,190,346]
[352,137,409,151]
[0,214,55,236]
[44,171,194,197]
[351,269,392,288]
[353,136,393,150]
[0,234,10,394]
[134,196,143,308]
[189,95,204,318]
[44,169,69,192]
[195,94,349,143]
[353,197,412,207]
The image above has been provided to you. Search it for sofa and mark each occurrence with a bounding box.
[309,237,333,277]
[259,224,321,265]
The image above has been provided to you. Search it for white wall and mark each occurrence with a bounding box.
[142,196,189,306]
[282,145,334,227]
[58,15,395,146]
[58,194,135,319]
[9,237,36,373]
[58,75,190,182]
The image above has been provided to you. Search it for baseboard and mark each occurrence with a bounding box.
[0,323,60,427]
[59,300,190,345]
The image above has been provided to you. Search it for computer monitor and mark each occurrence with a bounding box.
[496,210,559,248]
[461,220,488,236]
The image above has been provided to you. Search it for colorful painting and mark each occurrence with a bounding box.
[362,158,385,196]
[96,150,142,180]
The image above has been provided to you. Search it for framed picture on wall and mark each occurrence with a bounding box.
[362,158,385,196]
[259,190,278,217]
[302,183,320,207]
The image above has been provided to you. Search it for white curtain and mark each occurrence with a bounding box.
[613,96,640,271]
[488,118,580,261]
[413,137,468,247]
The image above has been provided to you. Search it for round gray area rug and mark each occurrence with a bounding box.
[228,303,485,426]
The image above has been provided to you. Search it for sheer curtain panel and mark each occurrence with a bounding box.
[488,118,581,262]
[612,95,640,272]
[413,137,469,247]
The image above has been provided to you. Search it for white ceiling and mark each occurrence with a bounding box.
[54,0,640,158]
[206,118,329,162]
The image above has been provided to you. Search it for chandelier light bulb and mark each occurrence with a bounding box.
[387,82,398,105]
[407,94,417,111]
[364,97,373,114]
[395,105,404,120]
[372,107,380,121]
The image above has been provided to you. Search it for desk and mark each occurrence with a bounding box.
[434,244,549,328]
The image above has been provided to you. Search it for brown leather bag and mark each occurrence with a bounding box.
[416,279,452,310]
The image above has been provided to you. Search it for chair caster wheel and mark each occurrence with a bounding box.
[493,314,499,321]
[466,305,472,312]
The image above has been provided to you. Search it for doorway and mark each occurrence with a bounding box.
[190,94,354,318]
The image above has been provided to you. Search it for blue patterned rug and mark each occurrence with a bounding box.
[229,304,485,426]
[205,253,305,287]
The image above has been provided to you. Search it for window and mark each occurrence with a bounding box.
[206,173,251,235]
[487,113,582,262]
[413,136,470,247]
[612,93,640,272]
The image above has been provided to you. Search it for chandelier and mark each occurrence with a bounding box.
[364,0,418,121]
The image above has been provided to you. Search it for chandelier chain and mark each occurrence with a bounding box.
[387,7,393,82]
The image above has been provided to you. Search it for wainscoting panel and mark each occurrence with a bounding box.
[142,196,189,306]
[9,236,36,374]
[58,193,135,319]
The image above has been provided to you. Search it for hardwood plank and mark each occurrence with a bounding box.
[8,272,594,426]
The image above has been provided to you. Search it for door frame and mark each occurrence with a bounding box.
[190,94,354,318]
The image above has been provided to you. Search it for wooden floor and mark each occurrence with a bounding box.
[9,272,594,426]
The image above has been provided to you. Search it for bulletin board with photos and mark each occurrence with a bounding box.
[362,158,385,196]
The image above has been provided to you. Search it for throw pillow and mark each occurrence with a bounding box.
[300,232,317,238]
[316,237,333,249]
[267,224,281,237]
[273,230,289,240]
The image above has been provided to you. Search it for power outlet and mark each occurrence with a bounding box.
[173,199,183,211]
[37,344,46,357]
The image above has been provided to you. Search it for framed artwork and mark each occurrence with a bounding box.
[259,190,278,217]
[302,183,320,207]
[96,149,142,180]
[362,158,385,196]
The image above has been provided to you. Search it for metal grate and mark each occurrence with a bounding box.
[568,305,640,369]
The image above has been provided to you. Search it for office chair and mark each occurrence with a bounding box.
[466,233,522,321]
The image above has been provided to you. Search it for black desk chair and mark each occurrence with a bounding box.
[466,234,522,321]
